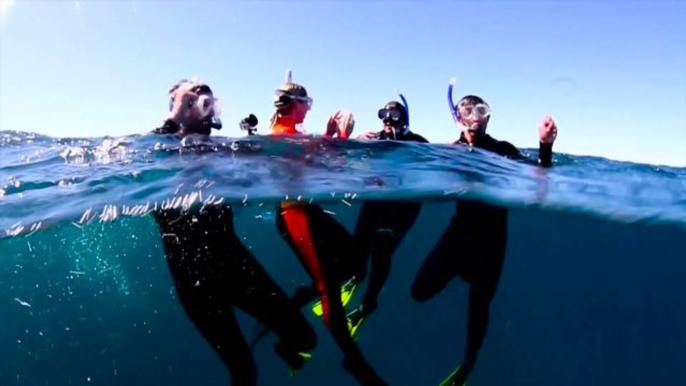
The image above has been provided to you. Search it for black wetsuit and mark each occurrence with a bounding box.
[352,129,429,317]
[374,129,428,143]
[153,202,316,386]
[152,118,215,136]
[411,133,553,374]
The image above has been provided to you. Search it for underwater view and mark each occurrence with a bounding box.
[1,131,685,385]
[2,0,685,384]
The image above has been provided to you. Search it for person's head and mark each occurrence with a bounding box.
[455,95,491,134]
[377,101,408,134]
[272,82,312,124]
[168,79,222,132]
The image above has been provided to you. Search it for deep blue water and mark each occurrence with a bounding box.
[1,130,685,385]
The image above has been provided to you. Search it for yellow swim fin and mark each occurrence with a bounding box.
[311,278,357,317]
[289,352,313,378]
[439,365,469,386]
[346,308,365,341]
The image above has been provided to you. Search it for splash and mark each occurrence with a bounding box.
[1,130,685,237]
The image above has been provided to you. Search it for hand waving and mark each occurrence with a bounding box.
[326,111,355,139]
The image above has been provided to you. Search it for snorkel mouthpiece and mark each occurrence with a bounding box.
[468,123,484,133]
[210,117,223,130]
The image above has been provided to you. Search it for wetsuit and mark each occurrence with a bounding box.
[271,116,300,135]
[351,129,428,318]
[411,133,553,384]
[152,196,316,384]
[153,118,216,136]
[271,116,387,385]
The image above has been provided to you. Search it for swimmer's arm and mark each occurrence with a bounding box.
[404,132,429,143]
[499,141,554,167]
[325,111,355,139]
[537,142,553,167]
[414,134,430,143]
[537,115,557,167]
[151,87,201,135]
[152,119,181,135]
[357,131,381,140]
[501,114,557,167]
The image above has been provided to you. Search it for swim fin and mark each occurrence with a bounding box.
[439,364,470,386]
[311,278,357,317]
[288,352,313,377]
[346,308,365,341]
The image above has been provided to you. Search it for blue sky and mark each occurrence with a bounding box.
[1,0,684,166]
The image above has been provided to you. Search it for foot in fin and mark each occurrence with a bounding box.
[346,308,365,341]
[439,361,474,386]
[274,343,313,377]
[288,352,313,377]
[292,284,318,309]
[311,277,357,317]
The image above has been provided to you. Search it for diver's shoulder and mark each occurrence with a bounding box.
[407,132,429,143]
[490,136,520,157]
[152,119,181,135]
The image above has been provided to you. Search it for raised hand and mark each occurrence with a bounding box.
[539,115,558,144]
[326,111,355,139]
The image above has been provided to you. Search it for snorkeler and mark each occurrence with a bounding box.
[151,78,317,385]
[358,100,427,142]
[346,99,429,335]
[152,78,223,137]
[411,91,558,386]
[269,72,387,385]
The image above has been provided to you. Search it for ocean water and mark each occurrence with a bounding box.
[1,130,685,386]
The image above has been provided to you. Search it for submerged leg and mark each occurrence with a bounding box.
[464,281,499,364]
[440,282,499,386]
[153,206,258,385]
[232,250,317,372]
[447,243,506,386]
[277,203,387,385]
[410,217,459,303]
[356,201,422,317]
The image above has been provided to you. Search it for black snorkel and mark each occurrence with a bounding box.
[209,116,223,130]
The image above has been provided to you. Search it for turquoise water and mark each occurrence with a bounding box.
[1,131,685,385]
